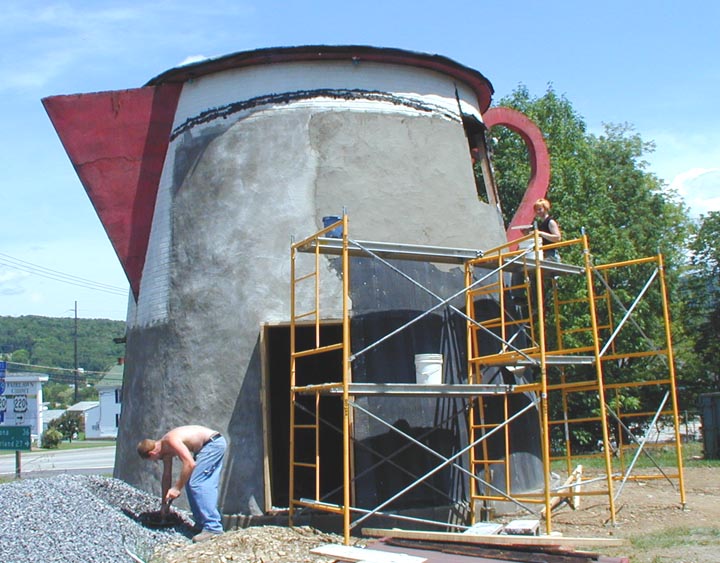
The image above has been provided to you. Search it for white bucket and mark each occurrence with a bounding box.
[414,353,443,384]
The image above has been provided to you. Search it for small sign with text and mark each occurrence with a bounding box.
[0,425,31,451]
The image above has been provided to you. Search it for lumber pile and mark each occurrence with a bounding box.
[351,527,629,563]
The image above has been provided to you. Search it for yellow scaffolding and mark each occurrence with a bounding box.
[289,214,352,538]
[465,231,686,533]
[288,215,685,542]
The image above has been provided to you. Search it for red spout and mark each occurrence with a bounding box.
[42,83,182,298]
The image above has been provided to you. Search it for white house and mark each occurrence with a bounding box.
[67,401,100,439]
[94,359,123,439]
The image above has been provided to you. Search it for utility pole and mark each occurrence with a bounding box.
[74,301,79,404]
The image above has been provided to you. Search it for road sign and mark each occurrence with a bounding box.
[0,425,31,451]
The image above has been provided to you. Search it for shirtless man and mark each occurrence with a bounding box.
[137,425,226,542]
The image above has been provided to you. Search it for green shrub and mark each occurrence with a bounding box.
[41,428,63,449]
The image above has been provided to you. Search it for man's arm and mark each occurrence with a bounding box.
[163,436,196,503]
[540,219,561,243]
[161,456,173,512]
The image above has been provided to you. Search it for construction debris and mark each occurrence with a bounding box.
[369,537,629,563]
[542,465,584,516]
[311,544,426,563]
[362,527,627,549]
[349,527,629,563]
[502,519,540,536]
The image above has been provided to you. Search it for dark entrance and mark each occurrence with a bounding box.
[266,323,343,508]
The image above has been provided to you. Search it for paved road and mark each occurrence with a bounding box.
[0,445,116,477]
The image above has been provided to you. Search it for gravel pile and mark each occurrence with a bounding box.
[0,474,193,563]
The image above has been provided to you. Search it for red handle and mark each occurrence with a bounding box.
[483,107,551,243]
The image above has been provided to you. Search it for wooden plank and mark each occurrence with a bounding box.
[503,519,540,536]
[362,528,627,548]
[542,464,583,516]
[259,325,272,512]
[311,544,427,563]
[570,465,583,509]
[368,538,629,563]
[376,540,543,563]
[377,538,627,563]
[462,522,504,535]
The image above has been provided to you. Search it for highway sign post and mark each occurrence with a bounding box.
[0,425,31,450]
[0,425,32,478]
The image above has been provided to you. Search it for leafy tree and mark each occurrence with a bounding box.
[10,348,29,363]
[486,85,693,450]
[76,384,99,403]
[43,382,75,409]
[489,85,690,265]
[489,84,590,228]
[679,212,720,402]
[49,411,84,442]
[0,315,125,375]
[43,381,98,408]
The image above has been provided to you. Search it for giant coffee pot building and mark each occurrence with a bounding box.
[44,45,550,525]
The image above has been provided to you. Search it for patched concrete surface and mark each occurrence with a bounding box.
[116,103,508,515]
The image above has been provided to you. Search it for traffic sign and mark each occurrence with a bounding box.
[0,425,31,451]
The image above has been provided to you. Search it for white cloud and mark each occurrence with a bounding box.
[669,168,720,217]
[0,269,28,283]
[0,4,141,91]
[0,239,129,319]
[646,131,720,177]
[0,2,256,93]
[178,55,211,66]
[641,126,720,218]
[0,268,29,296]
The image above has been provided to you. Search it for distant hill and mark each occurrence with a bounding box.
[0,315,126,382]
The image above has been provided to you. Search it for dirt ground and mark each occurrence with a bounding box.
[551,464,720,563]
[153,465,720,563]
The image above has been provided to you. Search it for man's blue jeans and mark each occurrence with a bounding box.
[186,435,226,533]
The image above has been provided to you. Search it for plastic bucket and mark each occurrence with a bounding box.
[414,354,443,384]
[322,215,343,238]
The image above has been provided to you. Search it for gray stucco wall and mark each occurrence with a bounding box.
[115,104,508,515]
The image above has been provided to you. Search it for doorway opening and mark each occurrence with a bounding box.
[265,323,343,508]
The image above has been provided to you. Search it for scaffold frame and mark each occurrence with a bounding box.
[288,214,685,543]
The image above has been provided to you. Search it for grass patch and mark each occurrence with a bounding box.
[683,441,720,468]
[552,440,720,473]
[36,439,116,452]
[631,526,720,550]
[1,440,113,458]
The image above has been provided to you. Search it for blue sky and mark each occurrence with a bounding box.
[1,1,718,320]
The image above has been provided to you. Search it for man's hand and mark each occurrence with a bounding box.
[165,486,181,504]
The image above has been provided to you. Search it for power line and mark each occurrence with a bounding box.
[5,360,109,379]
[7,362,107,383]
[0,252,127,293]
[0,252,128,296]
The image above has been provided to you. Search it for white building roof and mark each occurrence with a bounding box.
[67,401,99,412]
